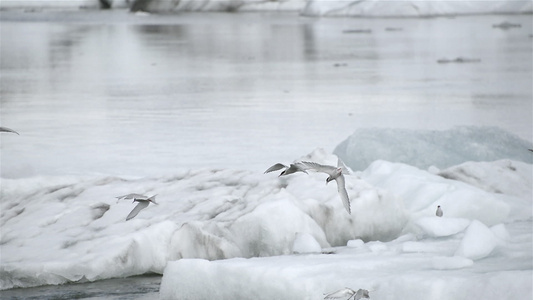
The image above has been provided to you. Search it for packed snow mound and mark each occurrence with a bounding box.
[0,149,404,289]
[302,0,533,17]
[1,149,531,290]
[334,126,533,171]
[455,220,500,260]
[359,160,515,225]
[439,160,533,198]
[292,232,322,253]
[413,217,471,237]
[160,221,531,300]
[438,159,533,221]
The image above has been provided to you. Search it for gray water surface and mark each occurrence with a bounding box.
[1,10,531,179]
[0,274,160,300]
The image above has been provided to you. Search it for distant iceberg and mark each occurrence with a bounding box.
[1,0,531,15]
[334,126,533,171]
[302,0,533,17]
[130,0,533,14]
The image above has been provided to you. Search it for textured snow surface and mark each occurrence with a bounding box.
[160,221,532,299]
[2,143,531,294]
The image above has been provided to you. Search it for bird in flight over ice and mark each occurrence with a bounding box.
[116,193,150,203]
[300,160,351,214]
[436,205,443,217]
[0,127,19,135]
[324,288,370,300]
[124,194,157,221]
[264,162,308,177]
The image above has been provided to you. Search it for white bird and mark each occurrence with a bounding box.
[0,127,19,135]
[125,194,157,221]
[300,161,351,214]
[264,162,308,177]
[436,205,443,217]
[324,288,370,300]
[116,193,149,203]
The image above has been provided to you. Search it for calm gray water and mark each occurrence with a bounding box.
[0,9,532,298]
[0,274,161,299]
[1,10,531,179]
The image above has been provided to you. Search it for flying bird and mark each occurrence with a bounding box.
[300,161,351,214]
[0,127,19,135]
[116,193,149,203]
[324,288,370,300]
[264,162,308,177]
[436,205,443,217]
[125,194,157,221]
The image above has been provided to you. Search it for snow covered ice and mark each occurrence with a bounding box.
[1,127,532,299]
[158,142,531,299]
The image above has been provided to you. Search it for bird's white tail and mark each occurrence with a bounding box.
[148,194,158,204]
[337,158,352,175]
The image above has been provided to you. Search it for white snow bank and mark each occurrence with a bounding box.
[430,256,474,270]
[1,149,403,289]
[292,232,322,253]
[455,220,499,260]
[334,126,533,171]
[302,0,533,17]
[438,159,533,221]
[1,148,531,290]
[160,220,532,300]
[413,217,471,237]
[439,159,533,198]
[359,160,513,226]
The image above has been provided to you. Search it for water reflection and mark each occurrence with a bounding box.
[0,12,531,178]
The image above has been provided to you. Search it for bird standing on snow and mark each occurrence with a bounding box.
[0,127,19,135]
[436,205,443,217]
[324,288,370,300]
[300,161,351,214]
[264,162,308,177]
[122,194,157,221]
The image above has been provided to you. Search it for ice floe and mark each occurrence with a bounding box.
[1,127,531,299]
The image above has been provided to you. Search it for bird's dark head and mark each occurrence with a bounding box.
[326,176,333,184]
